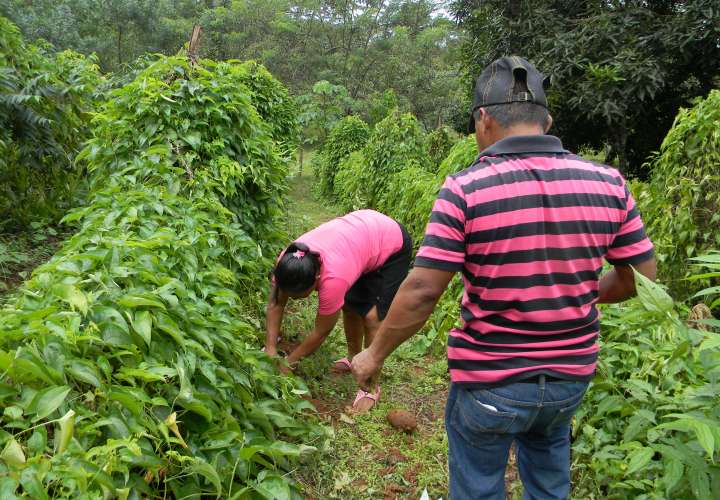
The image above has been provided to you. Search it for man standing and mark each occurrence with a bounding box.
[351,56,656,499]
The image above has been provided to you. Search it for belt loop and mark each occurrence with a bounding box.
[538,374,546,404]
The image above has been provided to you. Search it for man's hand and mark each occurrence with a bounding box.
[351,348,383,392]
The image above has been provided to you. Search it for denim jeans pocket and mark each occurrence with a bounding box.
[451,388,517,446]
[546,391,586,429]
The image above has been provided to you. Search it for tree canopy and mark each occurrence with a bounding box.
[2,0,465,129]
[452,0,720,176]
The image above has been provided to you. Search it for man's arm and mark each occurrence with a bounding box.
[598,257,657,303]
[352,267,455,389]
[285,311,341,366]
[265,284,288,356]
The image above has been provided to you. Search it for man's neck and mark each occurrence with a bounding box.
[495,123,545,142]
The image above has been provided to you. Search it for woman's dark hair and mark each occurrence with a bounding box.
[273,242,321,295]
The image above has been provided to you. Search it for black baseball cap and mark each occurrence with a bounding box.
[468,56,549,133]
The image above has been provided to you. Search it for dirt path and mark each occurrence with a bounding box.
[284,173,521,499]
[0,225,68,298]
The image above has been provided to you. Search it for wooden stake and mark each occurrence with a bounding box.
[188,25,202,65]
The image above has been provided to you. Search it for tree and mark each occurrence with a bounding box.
[452,0,720,176]
[4,1,465,129]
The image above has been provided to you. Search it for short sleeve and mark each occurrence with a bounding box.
[317,277,351,316]
[415,176,467,272]
[605,184,655,265]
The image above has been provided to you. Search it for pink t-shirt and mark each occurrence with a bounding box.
[296,210,403,315]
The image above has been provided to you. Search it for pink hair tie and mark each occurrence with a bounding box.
[292,250,306,259]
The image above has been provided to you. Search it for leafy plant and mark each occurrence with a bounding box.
[427,126,459,171]
[312,116,370,198]
[643,90,720,299]
[0,17,104,230]
[377,135,477,247]
[0,54,327,498]
[572,267,720,499]
[333,108,433,211]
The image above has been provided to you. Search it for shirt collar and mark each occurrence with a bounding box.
[479,134,568,156]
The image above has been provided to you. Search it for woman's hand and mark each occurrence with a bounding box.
[264,345,279,357]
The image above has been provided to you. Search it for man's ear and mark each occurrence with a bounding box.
[545,113,553,133]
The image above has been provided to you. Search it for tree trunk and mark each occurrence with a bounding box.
[117,27,123,67]
[610,126,629,175]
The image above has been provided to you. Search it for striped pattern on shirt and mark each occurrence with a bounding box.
[415,135,654,388]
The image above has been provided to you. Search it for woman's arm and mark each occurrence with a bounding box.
[285,310,341,366]
[265,284,288,356]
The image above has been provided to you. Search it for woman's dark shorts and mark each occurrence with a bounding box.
[343,223,412,321]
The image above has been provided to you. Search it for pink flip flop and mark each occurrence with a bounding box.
[330,357,352,374]
[352,386,381,411]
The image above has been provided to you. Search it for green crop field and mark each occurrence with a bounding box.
[1,2,719,498]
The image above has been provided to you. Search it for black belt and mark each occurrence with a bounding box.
[522,374,571,383]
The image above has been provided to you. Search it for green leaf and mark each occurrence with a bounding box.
[155,313,186,346]
[133,310,153,346]
[33,386,71,421]
[182,132,201,149]
[19,467,47,500]
[689,467,710,499]
[117,294,165,309]
[663,459,683,494]
[692,421,715,459]
[188,459,222,495]
[51,284,88,314]
[626,446,654,475]
[108,388,144,417]
[67,361,102,388]
[633,269,674,314]
[27,430,46,456]
[253,476,291,500]
[0,439,25,467]
[0,477,19,498]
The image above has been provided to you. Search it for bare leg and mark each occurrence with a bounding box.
[333,307,364,373]
[353,306,382,413]
[363,306,381,348]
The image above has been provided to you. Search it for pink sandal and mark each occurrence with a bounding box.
[352,386,381,412]
[330,357,352,374]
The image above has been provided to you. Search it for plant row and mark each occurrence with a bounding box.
[0,55,326,498]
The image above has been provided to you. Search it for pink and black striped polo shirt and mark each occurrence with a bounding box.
[415,135,654,387]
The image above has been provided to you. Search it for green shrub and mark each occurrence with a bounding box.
[334,150,369,210]
[313,116,369,197]
[234,60,300,161]
[572,266,720,498]
[0,17,104,230]
[0,55,326,498]
[643,90,720,298]
[361,109,432,206]
[377,135,477,246]
[427,125,460,171]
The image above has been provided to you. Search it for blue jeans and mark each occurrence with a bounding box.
[445,376,589,500]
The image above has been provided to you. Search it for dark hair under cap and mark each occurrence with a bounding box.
[273,242,321,294]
